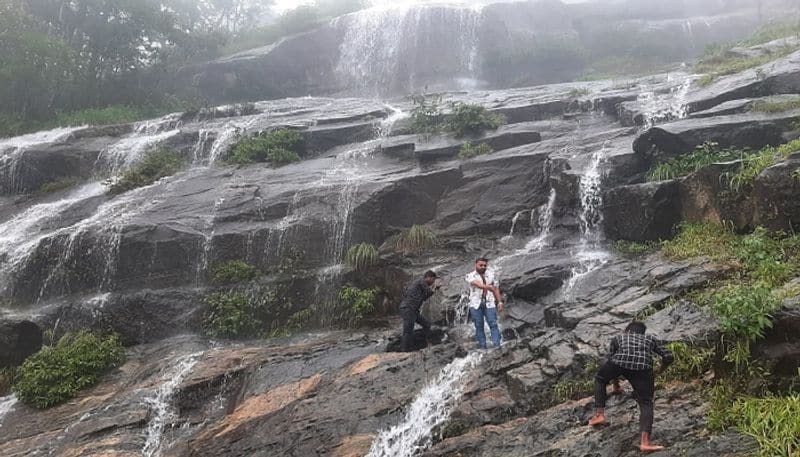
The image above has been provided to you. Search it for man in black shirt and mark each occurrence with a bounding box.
[589,321,674,453]
[399,270,440,352]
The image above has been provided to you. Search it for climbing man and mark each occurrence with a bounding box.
[588,321,674,453]
[465,257,503,349]
[399,270,441,352]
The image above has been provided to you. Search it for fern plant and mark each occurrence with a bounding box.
[345,243,379,271]
[395,225,437,253]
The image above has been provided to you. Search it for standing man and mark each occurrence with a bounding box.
[465,257,503,349]
[399,270,441,352]
[588,321,674,453]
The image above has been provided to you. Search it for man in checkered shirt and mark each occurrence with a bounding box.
[588,321,674,453]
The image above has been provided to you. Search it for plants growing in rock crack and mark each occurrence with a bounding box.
[225,128,304,165]
[107,146,185,195]
[0,367,17,396]
[646,142,744,182]
[13,331,125,408]
[457,141,494,160]
[202,290,273,339]
[409,92,444,138]
[658,342,713,382]
[210,260,261,285]
[394,225,437,254]
[445,102,505,138]
[345,243,379,272]
[613,240,658,255]
[750,96,800,113]
[339,285,379,324]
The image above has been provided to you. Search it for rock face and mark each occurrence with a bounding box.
[3,35,800,457]
[176,0,788,104]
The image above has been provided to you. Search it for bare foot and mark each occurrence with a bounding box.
[639,444,665,453]
[588,414,608,427]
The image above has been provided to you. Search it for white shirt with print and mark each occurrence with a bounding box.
[465,269,498,309]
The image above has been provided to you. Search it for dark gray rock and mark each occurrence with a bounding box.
[0,319,42,367]
[603,180,682,241]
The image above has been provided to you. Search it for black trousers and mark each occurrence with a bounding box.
[594,361,655,433]
[400,307,431,352]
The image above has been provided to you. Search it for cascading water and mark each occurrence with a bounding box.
[639,74,692,129]
[96,129,182,173]
[142,352,203,457]
[521,188,557,254]
[366,351,483,457]
[334,3,484,95]
[0,127,83,193]
[0,395,18,428]
[563,144,611,296]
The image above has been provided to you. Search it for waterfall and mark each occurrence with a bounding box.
[334,4,484,95]
[0,127,82,193]
[522,188,557,253]
[96,129,181,173]
[639,74,692,129]
[142,352,203,457]
[366,351,483,457]
[0,395,18,428]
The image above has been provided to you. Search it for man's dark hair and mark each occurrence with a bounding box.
[625,321,647,334]
[475,257,489,263]
[424,270,438,279]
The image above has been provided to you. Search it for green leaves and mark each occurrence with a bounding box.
[339,286,378,324]
[457,141,494,160]
[13,331,125,409]
[345,243,379,272]
[408,96,505,139]
[210,260,261,285]
[107,147,185,195]
[225,129,304,165]
[394,225,437,254]
[646,142,744,182]
[712,284,779,343]
[202,290,272,339]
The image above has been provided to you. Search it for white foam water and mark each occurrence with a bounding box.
[142,352,203,457]
[366,351,483,457]
[0,395,18,428]
[639,73,692,128]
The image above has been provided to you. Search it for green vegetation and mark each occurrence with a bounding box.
[339,286,378,324]
[457,142,494,160]
[13,331,125,409]
[751,96,800,113]
[210,260,261,285]
[722,140,800,194]
[0,367,16,396]
[647,142,745,182]
[793,169,800,182]
[395,225,437,254]
[553,360,599,403]
[39,177,84,194]
[712,284,779,343]
[225,129,304,165]
[613,240,659,255]
[662,222,739,261]
[445,102,506,138]
[659,342,713,383]
[742,20,800,46]
[202,291,271,339]
[695,43,797,87]
[568,87,590,97]
[729,395,800,456]
[345,243,379,272]
[269,308,315,339]
[107,147,185,195]
[408,96,505,139]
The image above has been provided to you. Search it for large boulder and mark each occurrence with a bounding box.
[602,180,682,241]
[0,319,42,367]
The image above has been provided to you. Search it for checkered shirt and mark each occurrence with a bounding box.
[608,333,674,371]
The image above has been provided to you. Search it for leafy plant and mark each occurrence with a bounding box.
[210,260,261,285]
[339,286,378,324]
[13,331,125,409]
[695,46,797,86]
[409,93,444,137]
[553,378,595,403]
[707,380,739,431]
[729,395,800,456]
[345,243,379,272]
[793,169,800,182]
[457,141,494,160]
[0,367,17,396]
[107,146,185,195]
[39,177,83,194]
[226,129,304,165]
[659,342,713,382]
[445,102,505,138]
[613,240,658,255]
[711,284,779,343]
[395,225,437,254]
[202,291,272,339]
[647,142,745,182]
[661,222,738,261]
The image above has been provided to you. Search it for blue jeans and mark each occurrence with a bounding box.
[470,306,501,349]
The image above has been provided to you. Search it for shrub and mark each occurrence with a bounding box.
[395,225,437,254]
[737,228,799,287]
[345,243,379,272]
[226,129,304,165]
[13,331,125,409]
[661,222,738,261]
[457,141,494,160]
[751,96,800,113]
[108,146,184,195]
[202,291,271,339]
[409,93,444,137]
[647,142,745,181]
[445,102,505,138]
[210,260,261,285]
[729,395,800,457]
[0,367,16,396]
[340,286,378,323]
[695,46,797,86]
[711,284,779,342]
[39,177,83,194]
[707,380,739,431]
[268,308,314,339]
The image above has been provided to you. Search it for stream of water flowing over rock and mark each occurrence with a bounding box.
[335,3,484,95]
[142,352,203,457]
[639,73,693,128]
[0,395,18,429]
[366,351,483,457]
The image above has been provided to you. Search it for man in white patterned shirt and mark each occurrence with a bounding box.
[589,321,674,453]
[464,257,504,349]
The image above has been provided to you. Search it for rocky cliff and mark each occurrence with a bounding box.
[0,39,800,457]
